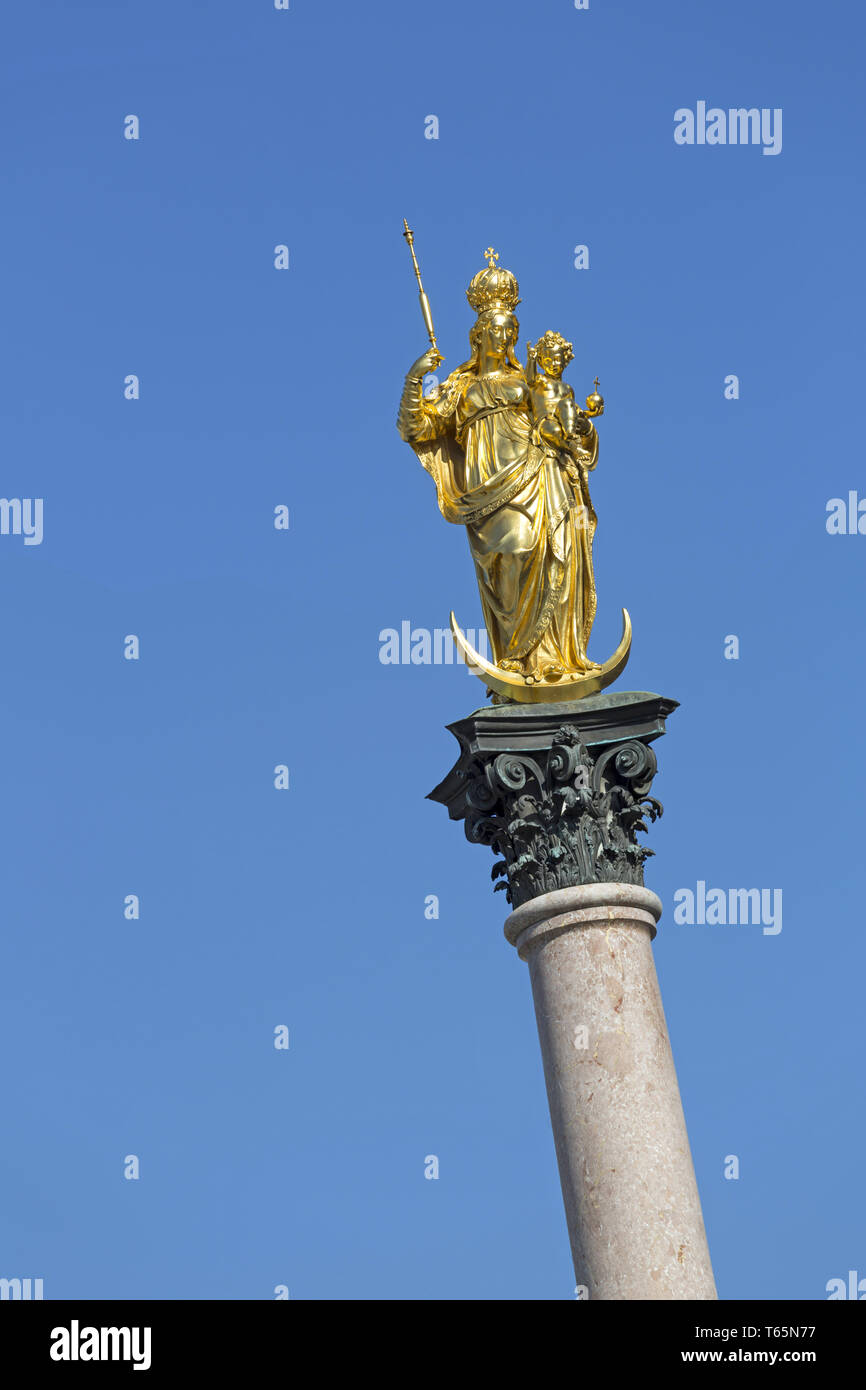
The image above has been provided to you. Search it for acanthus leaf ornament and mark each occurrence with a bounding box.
[462,726,662,910]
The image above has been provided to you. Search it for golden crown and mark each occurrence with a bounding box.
[466,247,520,315]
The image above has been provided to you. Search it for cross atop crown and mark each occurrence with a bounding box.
[483,247,499,268]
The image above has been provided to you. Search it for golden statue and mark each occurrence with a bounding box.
[397,230,631,704]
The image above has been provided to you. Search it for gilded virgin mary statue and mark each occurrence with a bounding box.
[396,245,630,704]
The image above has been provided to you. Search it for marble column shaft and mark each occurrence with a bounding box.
[505,883,717,1300]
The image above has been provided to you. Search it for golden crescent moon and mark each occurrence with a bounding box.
[450,608,632,705]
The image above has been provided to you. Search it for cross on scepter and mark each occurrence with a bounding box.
[484,247,499,268]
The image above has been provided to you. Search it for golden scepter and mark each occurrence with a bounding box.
[402,220,442,368]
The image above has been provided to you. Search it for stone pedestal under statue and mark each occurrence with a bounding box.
[429,690,716,1300]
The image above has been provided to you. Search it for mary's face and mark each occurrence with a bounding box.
[476,312,513,364]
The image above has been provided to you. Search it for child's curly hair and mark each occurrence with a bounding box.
[534,330,574,367]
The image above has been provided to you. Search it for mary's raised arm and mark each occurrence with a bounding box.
[397,355,459,445]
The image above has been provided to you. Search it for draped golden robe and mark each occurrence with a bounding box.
[406,367,599,678]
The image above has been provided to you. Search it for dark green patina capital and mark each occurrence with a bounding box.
[428,691,678,910]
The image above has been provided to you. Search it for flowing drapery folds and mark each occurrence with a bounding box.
[399,364,599,680]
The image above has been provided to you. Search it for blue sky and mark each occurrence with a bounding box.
[0,0,862,1300]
